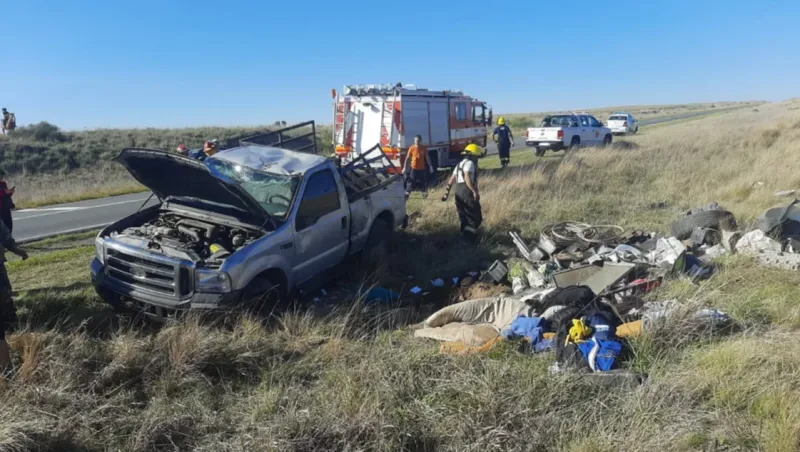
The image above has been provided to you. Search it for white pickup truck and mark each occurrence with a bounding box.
[525,113,612,157]
[91,122,407,321]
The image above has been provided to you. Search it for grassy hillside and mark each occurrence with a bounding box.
[2,101,757,208]
[1,123,334,208]
[3,99,800,450]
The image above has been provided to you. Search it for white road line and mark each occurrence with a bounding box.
[16,207,86,213]
[18,223,112,244]
[16,211,83,221]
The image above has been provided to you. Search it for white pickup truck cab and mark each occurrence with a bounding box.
[607,112,639,135]
[525,113,612,157]
[91,123,406,321]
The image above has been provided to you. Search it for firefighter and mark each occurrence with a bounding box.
[442,143,482,242]
[492,117,514,168]
[403,135,432,198]
[191,140,218,161]
[176,144,189,156]
[0,220,28,370]
[1,108,16,135]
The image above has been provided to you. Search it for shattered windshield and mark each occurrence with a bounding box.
[206,159,300,219]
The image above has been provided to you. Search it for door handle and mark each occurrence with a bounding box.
[341,216,348,229]
[280,242,293,250]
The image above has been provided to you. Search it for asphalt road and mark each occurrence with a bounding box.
[14,193,158,243]
[14,107,739,243]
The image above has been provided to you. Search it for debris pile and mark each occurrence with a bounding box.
[414,198,800,381]
[414,207,749,384]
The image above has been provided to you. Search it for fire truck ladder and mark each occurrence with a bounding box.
[337,104,358,151]
[378,88,399,148]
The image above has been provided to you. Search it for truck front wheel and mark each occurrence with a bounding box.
[242,273,287,317]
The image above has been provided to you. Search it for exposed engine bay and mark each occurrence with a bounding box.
[109,213,261,266]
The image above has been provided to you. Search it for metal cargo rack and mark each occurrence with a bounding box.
[239,121,318,153]
[339,143,401,201]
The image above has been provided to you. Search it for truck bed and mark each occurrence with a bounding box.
[339,144,402,201]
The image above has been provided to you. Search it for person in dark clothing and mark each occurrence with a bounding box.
[493,117,515,168]
[191,140,219,161]
[442,143,483,241]
[0,171,15,233]
[0,220,28,369]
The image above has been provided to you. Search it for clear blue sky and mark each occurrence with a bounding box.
[2,0,798,130]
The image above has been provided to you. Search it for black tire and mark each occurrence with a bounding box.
[534,147,545,157]
[603,134,612,147]
[242,275,285,317]
[568,136,580,152]
[362,217,392,270]
[670,210,737,240]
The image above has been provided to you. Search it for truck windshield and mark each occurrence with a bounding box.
[207,159,300,219]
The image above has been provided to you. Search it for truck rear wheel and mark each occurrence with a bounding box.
[362,217,392,272]
[568,136,580,152]
[534,147,545,157]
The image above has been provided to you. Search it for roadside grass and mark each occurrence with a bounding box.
[3,100,800,450]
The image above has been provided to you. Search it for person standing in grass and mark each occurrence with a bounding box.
[0,220,28,370]
[442,143,483,241]
[0,171,15,233]
[1,108,16,135]
[403,135,432,198]
[493,117,514,168]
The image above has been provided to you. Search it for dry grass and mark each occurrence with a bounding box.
[3,99,800,451]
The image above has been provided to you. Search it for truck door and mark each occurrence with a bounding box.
[579,115,596,145]
[291,168,350,284]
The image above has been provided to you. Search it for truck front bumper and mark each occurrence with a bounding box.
[91,258,244,321]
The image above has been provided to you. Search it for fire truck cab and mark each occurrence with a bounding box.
[333,83,490,171]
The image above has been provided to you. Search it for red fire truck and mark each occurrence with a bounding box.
[332,83,491,170]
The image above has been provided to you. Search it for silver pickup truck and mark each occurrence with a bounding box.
[90,122,406,320]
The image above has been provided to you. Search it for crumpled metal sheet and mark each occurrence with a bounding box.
[552,262,635,295]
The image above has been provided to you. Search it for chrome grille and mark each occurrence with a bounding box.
[104,243,190,299]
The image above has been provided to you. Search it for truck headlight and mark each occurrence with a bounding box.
[195,269,231,293]
[95,238,105,264]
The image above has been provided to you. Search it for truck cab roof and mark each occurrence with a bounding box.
[212,145,329,176]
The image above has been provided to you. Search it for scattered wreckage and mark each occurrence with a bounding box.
[413,199,800,384]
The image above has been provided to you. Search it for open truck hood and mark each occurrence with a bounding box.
[116,148,269,226]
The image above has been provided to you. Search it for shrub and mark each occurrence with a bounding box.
[12,121,68,143]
